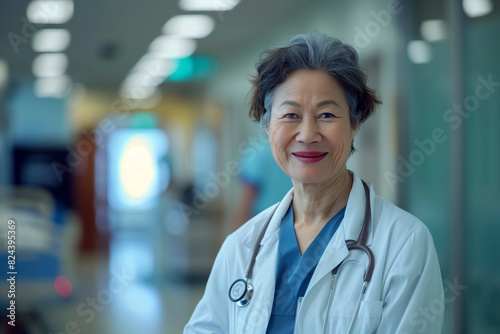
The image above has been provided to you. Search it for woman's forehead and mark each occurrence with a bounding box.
[273,70,347,106]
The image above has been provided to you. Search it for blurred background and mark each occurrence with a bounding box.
[0,0,498,333]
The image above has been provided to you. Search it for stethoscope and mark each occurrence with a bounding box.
[228,181,375,332]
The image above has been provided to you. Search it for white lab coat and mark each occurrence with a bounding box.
[185,174,444,333]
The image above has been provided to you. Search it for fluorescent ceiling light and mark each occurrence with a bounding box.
[407,40,432,64]
[149,36,196,59]
[163,15,215,39]
[0,59,8,90]
[32,29,71,52]
[463,0,493,18]
[32,53,68,77]
[179,0,240,11]
[35,75,71,98]
[27,0,74,24]
[420,20,447,42]
[123,72,160,88]
[132,55,179,79]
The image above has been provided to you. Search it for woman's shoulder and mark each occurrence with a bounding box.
[372,194,431,239]
[229,203,280,241]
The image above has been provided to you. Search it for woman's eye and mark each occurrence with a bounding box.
[283,113,299,119]
[319,113,336,119]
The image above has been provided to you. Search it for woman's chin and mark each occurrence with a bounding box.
[290,172,328,185]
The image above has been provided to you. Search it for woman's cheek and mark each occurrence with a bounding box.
[268,124,289,167]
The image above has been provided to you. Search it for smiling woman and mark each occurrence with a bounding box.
[185,32,444,334]
[266,70,354,186]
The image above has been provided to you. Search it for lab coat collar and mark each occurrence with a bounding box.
[308,173,375,291]
[241,172,374,251]
[240,187,294,250]
[342,173,374,247]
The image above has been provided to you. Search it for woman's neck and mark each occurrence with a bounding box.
[292,170,352,227]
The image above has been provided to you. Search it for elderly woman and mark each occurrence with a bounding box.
[185,32,443,334]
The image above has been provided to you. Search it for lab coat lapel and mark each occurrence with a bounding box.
[240,190,293,333]
[306,174,374,291]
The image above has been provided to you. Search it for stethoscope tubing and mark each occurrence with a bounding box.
[229,179,375,334]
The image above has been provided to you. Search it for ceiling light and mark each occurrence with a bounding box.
[148,36,196,59]
[463,0,493,18]
[163,15,215,39]
[27,0,74,24]
[179,0,240,11]
[132,55,179,79]
[0,59,9,90]
[32,29,71,52]
[32,53,68,77]
[123,72,160,88]
[420,20,447,42]
[35,75,71,98]
[407,40,432,64]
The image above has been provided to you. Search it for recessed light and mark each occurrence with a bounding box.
[407,40,432,64]
[32,29,71,52]
[27,0,74,24]
[463,0,493,18]
[148,36,196,59]
[32,53,68,77]
[163,15,215,39]
[179,0,240,11]
[420,20,447,42]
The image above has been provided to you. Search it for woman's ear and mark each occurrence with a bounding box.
[351,120,359,134]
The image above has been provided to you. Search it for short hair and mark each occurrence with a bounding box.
[249,32,381,130]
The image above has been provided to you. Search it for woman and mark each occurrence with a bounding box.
[185,32,444,333]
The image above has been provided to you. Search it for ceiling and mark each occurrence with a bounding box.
[0,0,308,89]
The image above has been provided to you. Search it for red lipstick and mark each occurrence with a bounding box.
[292,151,327,163]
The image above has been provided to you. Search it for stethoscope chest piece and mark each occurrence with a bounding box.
[229,278,254,307]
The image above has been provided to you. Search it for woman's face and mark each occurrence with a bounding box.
[267,69,356,185]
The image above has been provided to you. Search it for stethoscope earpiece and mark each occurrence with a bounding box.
[229,278,254,307]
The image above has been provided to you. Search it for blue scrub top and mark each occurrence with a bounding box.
[266,203,345,333]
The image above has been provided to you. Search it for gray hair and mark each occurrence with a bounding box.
[249,31,381,133]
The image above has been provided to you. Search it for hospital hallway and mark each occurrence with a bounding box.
[24,254,206,334]
[1,196,220,333]
[1,0,500,333]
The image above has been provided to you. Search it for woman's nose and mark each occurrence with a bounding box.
[296,118,321,144]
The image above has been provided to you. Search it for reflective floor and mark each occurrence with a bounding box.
[38,254,206,334]
[0,202,219,334]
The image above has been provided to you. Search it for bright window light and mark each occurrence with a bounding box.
[163,15,215,39]
[120,137,156,199]
[32,29,71,52]
[108,129,169,211]
[407,40,432,64]
[27,0,74,24]
[420,20,447,42]
[463,0,493,18]
[149,36,197,59]
[32,53,68,77]
[34,75,71,98]
[180,0,240,11]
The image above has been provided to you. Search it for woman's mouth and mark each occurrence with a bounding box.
[292,151,327,163]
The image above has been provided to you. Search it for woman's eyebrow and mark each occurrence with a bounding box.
[278,100,301,108]
[316,100,341,108]
[278,100,342,109]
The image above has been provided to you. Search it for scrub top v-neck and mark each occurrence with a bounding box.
[266,203,345,334]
